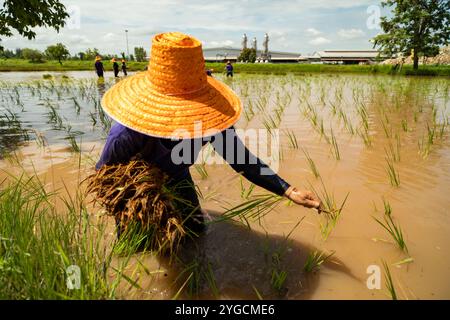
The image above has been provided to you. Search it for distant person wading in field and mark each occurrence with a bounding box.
[112,58,120,77]
[121,59,128,76]
[225,60,233,77]
[94,55,105,78]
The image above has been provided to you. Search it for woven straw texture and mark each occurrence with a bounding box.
[101,32,242,138]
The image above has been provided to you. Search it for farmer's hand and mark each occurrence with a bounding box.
[285,186,322,213]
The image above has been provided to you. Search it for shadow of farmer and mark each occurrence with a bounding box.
[156,211,360,300]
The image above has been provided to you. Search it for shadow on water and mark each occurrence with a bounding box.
[156,211,359,300]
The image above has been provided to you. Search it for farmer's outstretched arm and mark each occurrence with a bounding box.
[212,127,321,210]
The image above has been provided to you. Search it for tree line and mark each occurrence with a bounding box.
[0,44,149,64]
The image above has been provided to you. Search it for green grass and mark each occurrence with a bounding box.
[0,172,135,299]
[1,59,449,76]
[0,58,147,72]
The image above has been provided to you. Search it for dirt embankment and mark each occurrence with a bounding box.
[382,46,450,65]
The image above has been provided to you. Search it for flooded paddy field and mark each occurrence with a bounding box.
[0,71,449,299]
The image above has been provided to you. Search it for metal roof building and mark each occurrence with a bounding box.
[310,50,381,64]
[202,47,301,63]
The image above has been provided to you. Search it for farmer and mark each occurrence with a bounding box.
[121,59,128,76]
[112,58,120,77]
[225,61,233,77]
[94,55,105,78]
[96,32,321,235]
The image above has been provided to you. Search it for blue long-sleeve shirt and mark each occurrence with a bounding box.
[96,123,290,196]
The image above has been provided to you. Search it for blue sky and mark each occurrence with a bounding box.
[1,0,387,55]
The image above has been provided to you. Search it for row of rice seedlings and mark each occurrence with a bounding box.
[385,153,400,187]
[373,199,408,254]
[303,250,335,273]
[301,147,320,179]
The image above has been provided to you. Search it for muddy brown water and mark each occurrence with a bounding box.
[0,71,449,299]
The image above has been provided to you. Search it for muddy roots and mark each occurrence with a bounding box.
[85,160,186,254]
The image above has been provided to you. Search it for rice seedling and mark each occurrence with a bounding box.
[284,129,299,149]
[239,177,255,199]
[270,268,287,294]
[392,257,414,266]
[217,194,283,224]
[252,285,263,300]
[301,147,320,178]
[269,247,288,296]
[383,260,398,300]
[357,126,372,147]
[329,127,341,160]
[380,113,392,138]
[310,178,349,241]
[401,119,408,132]
[173,257,219,298]
[72,96,81,115]
[303,250,335,273]
[194,163,209,179]
[385,137,401,162]
[373,199,408,254]
[385,155,400,187]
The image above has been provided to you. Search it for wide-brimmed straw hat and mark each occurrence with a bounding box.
[101,32,242,139]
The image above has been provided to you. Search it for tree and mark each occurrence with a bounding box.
[21,48,44,63]
[134,47,147,62]
[84,48,100,61]
[238,48,257,63]
[0,0,68,50]
[45,43,69,65]
[373,0,450,70]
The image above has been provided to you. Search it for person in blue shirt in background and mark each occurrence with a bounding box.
[225,61,233,77]
[94,56,105,78]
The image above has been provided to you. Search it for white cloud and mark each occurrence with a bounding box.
[66,34,92,45]
[337,28,365,39]
[309,37,331,45]
[206,40,234,47]
[306,28,322,36]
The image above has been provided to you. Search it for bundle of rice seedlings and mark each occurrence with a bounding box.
[85,160,186,255]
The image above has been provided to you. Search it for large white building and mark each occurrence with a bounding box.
[202,47,301,63]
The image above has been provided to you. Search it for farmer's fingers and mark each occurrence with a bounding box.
[301,199,321,209]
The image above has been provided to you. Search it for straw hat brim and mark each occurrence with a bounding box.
[101,72,242,139]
